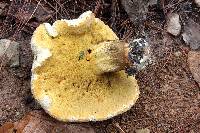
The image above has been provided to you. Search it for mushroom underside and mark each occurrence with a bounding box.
[31,11,139,122]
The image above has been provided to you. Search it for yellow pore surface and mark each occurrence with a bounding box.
[31,16,139,121]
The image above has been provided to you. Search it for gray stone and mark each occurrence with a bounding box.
[194,0,200,7]
[121,0,148,24]
[0,9,2,15]
[148,0,157,6]
[167,13,181,36]
[0,3,7,15]
[121,0,158,24]
[182,19,200,50]
[0,39,19,67]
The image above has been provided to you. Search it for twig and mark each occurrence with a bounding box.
[111,0,118,31]
[94,0,102,16]
[13,0,41,38]
[114,123,126,133]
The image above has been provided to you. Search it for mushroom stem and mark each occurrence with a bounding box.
[90,41,129,74]
[90,39,149,75]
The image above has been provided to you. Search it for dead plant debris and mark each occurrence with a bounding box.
[0,110,95,133]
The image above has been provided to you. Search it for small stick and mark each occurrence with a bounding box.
[114,123,126,133]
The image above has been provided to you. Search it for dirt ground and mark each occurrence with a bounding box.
[0,0,200,132]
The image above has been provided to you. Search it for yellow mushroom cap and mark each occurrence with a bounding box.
[31,11,139,122]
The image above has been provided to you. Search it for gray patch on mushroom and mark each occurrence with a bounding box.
[88,115,96,121]
[126,38,150,75]
[31,32,52,70]
[40,95,52,110]
[60,11,94,34]
[63,11,93,27]
[68,116,78,122]
[44,23,58,37]
[31,46,52,69]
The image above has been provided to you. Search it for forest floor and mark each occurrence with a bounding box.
[0,0,200,133]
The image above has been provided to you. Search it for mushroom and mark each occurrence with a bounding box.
[90,38,150,75]
[31,11,149,122]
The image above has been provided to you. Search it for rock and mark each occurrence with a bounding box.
[0,39,19,67]
[120,0,149,24]
[0,2,7,15]
[182,19,200,50]
[166,13,181,36]
[148,0,158,6]
[135,128,150,133]
[194,0,200,7]
[121,0,158,24]
[188,51,200,87]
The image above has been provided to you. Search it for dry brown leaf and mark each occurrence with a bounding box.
[0,122,15,133]
[188,51,200,87]
[0,110,95,133]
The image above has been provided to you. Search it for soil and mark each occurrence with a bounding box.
[0,0,200,132]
